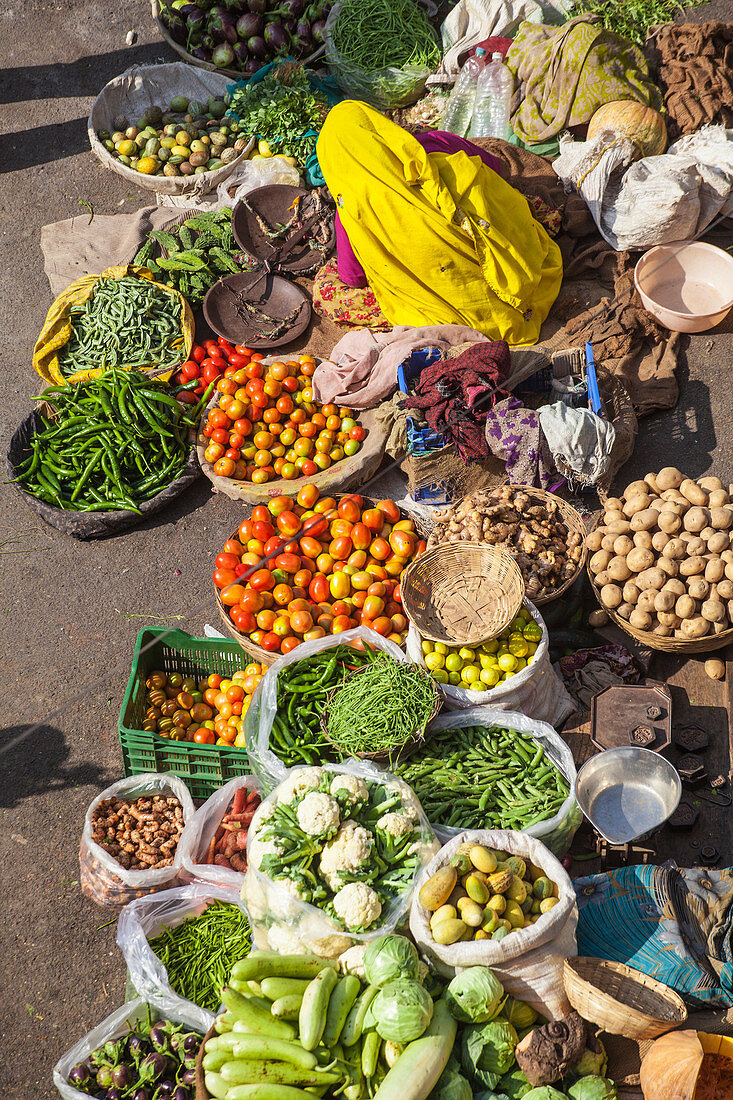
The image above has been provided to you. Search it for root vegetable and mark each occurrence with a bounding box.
[613,535,634,557]
[616,601,634,620]
[622,581,641,604]
[589,549,611,575]
[586,530,604,552]
[629,609,652,629]
[633,531,654,549]
[91,793,185,871]
[654,590,676,613]
[630,508,658,531]
[588,609,609,627]
[604,498,624,512]
[681,616,710,638]
[701,599,726,623]
[710,507,733,530]
[515,1012,587,1086]
[623,494,651,517]
[680,479,708,506]
[607,557,631,582]
[683,507,710,533]
[679,556,706,577]
[709,489,730,507]
[644,472,662,494]
[707,532,730,554]
[657,610,681,628]
[656,467,684,490]
[684,536,706,556]
[687,577,710,601]
[658,511,682,534]
[651,530,670,552]
[626,547,654,572]
[624,480,650,499]
[606,519,632,534]
[637,590,657,614]
[600,583,623,609]
[663,538,686,560]
[636,567,665,591]
[657,556,678,577]
[601,533,617,553]
[700,476,724,491]
[716,579,733,600]
[653,623,672,636]
[705,658,726,680]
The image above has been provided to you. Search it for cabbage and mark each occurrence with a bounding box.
[446,967,504,1023]
[566,1078,618,1100]
[504,998,539,1031]
[567,1043,608,1081]
[372,979,434,1043]
[364,934,420,987]
[523,1089,568,1100]
[498,1066,534,1098]
[431,1061,473,1100]
[462,1019,518,1081]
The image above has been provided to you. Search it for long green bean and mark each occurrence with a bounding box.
[330,0,440,72]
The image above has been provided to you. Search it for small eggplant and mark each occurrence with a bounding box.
[132,1091,151,1100]
[141,1053,167,1082]
[191,45,212,60]
[172,1088,190,1100]
[128,1035,146,1059]
[156,1082,175,1098]
[311,18,325,42]
[233,40,249,64]
[96,1066,114,1090]
[236,11,262,38]
[212,41,235,65]
[182,1034,200,1058]
[245,58,263,73]
[149,1024,170,1054]
[111,1064,132,1090]
[68,1064,91,1088]
[181,1069,196,1086]
[105,1090,122,1100]
[247,33,266,56]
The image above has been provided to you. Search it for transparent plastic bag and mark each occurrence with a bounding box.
[324,2,436,110]
[244,627,408,795]
[52,996,205,1100]
[79,773,195,909]
[406,599,575,727]
[425,706,582,855]
[243,761,440,958]
[117,883,246,1033]
[409,829,577,1019]
[178,775,260,890]
[216,156,302,208]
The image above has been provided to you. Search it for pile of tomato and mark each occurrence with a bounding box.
[213,484,426,655]
[198,350,367,485]
[173,335,247,400]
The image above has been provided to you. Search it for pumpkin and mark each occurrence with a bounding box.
[587,100,667,157]
[640,1030,733,1100]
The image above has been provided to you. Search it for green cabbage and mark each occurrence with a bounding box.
[523,1089,568,1100]
[372,979,434,1043]
[431,1060,473,1100]
[566,1078,618,1100]
[461,1018,518,1082]
[498,1066,534,1098]
[567,1043,608,1080]
[503,998,539,1031]
[446,967,504,1023]
[364,935,420,987]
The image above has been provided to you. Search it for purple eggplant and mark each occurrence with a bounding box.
[212,41,235,64]
[236,11,262,37]
[247,0,267,12]
[192,45,212,59]
[182,1034,200,1058]
[172,1088,190,1100]
[233,40,250,63]
[247,33,266,56]
[128,1035,146,1059]
[140,1053,167,1082]
[105,1090,122,1100]
[210,12,238,41]
[208,3,229,14]
[281,0,305,16]
[149,1025,170,1054]
[202,31,216,48]
[294,18,312,48]
[181,1069,196,1086]
[245,57,263,72]
[311,18,325,42]
[167,14,188,42]
[69,1064,92,1088]
[179,2,202,15]
[111,1065,132,1090]
[132,1091,150,1100]
[156,1083,175,1098]
[96,1067,114,1090]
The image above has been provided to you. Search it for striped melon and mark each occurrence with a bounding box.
[587,100,667,157]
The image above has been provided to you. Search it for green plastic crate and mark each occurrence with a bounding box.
[118,628,253,800]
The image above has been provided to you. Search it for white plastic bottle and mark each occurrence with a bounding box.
[441,48,487,137]
[469,51,513,140]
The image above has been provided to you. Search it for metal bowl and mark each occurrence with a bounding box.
[574,747,681,845]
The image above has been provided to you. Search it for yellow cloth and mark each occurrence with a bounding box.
[317,101,563,346]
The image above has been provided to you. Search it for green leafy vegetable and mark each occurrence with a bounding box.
[568,0,703,45]
[504,998,539,1032]
[432,1058,473,1100]
[461,1019,519,1084]
[446,967,505,1024]
[371,978,434,1043]
[228,63,329,163]
[567,1043,608,1081]
[566,1078,618,1100]
[364,934,420,987]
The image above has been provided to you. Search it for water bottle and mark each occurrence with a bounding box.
[469,51,513,140]
[441,48,486,137]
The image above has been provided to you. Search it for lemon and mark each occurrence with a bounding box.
[509,616,526,633]
[458,647,475,662]
[526,642,538,656]
[432,669,449,684]
[479,653,497,670]
[445,653,463,673]
[462,665,481,685]
[480,667,500,687]
[448,672,461,686]
[508,635,528,658]
[513,657,527,672]
[258,139,273,156]
[424,651,445,671]
[481,639,499,654]
[523,621,542,642]
[435,642,448,655]
[421,639,433,655]
[498,652,517,672]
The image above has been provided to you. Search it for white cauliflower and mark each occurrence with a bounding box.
[248,835,283,870]
[330,773,368,806]
[339,943,368,978]
[376,811,415,838]
[277,766,323,805]
[276,876,307,900]
[333,882,382,930]
[296,792,341,837]
[319,821,373,891]
[267,925,303,954]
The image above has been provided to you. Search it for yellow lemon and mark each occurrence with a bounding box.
[498,653,517,672]
[458,647,475,662]
[462,665,481,685]
[432,669,449,684]
[424,651,445,671]
[481,639,499,654]
[421,639,433,655]
[479,653,496,670]
[445,653,463,673]
[435,642,448,655]
[523,621,542,642]
[480,666,500,688]
[508,635,528,658]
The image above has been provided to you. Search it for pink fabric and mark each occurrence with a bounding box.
[311,324,489,409]
[335,131,503,288]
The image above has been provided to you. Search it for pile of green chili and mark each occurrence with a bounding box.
[56,275,184,377]
[147,900,251,1012]
[330,0,441,73]
[270,645,375,767]
[14,368,211,513]
[325,652,437,760]
[395,724,570,831]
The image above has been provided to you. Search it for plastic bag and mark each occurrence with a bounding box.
[426,706,582,855]
[178,775,260,890]
[324,1,436,110]
[409,829,577,1019]
[216,156,302,208]
[79,773,195,910]
[117,883,246,1033]
[406,599,574,727]
[244,627,409,795]
[243,761,440,958]
[52,996,205,1100]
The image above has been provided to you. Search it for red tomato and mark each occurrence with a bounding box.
[376,499,401,523]
[202,361,224,384]
[362,508,384,533]
[389,530,416,558]
[301,514,329,539]
[240,590,264,613]
[309,574,330,603]
[230,607,256,633]
[281,636,301,654]
[238,520,253,543]
[350,426,367,442]
[294,568,312,589]
[181,360,200,380]
[210,408,231,430]
[338,497,362,523]
[276,511,302,538]
[370,538,391,561]
[235,344,254,356]
[272,553,299,574]
[329,537,353,561]
[212,428,229,446]
[204,340,221,357]
[234,562,250,578]
[215,552,240,570]
[192,344,206,363]
[251,505,271,523]
[350,523,371,551]
[213,567,236,589]
[221,584,246,607]
[250,569,275,591]
[261,632,281,652]
[252,520,275,542]
[263,536,285,557]
[228,352,250,369]
[331,614,354,634]
[218,338,235,355]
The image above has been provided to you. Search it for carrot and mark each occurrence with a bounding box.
[233,788,246,815]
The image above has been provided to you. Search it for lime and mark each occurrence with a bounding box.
[448,672,461,686]
[432,669,449,684]
[498,652,517,672]
[424,651,445,671]
[509,616,526,633]
[445,653,463,673]
[480,639,499,654]
[526,642,538,656]
[523,621,542,642]
[462,665,481,685]
[480,667,500,688]
[435,642,448,655]
[513,657,527,672]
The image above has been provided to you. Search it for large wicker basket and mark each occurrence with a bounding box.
[563,957,687,1040]
[399,542,525,646]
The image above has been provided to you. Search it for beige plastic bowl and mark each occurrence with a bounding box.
[634,241,733,333]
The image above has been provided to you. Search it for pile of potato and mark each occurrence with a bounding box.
[589,469,733,640]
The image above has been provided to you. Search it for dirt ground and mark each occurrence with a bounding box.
[1,1,733,1095]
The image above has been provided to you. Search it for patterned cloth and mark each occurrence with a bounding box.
[484,396,556,487]
[403,341,510,461]
[559,644,640,711]
[575,864,733,1007]
[312,259,390,331]
[506,14,662,143]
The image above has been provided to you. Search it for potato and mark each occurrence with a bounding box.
[705,558,726,583]
[624,480,651,499]
[709,489,730,508]
[684,537,706,557]
[683,507,711,533]
[655,589,676,613]
[657,556,679,578]
[679,556,706,577]
[644,472,662,495]
[622,581,641,604]
[726,562,733,582]
[702,599,726,623]
[594,570,613,587]
[600,583,623,609]
[633,532,653,550]
[716,579,733,600]
[606,520,632,535]
[651,530,670,553]
[647,498,664,513]
[656,467,684,491]
[613,535,634,557]
[728,598,733,623]
[616,601,634,621]
[661,489,689,506]
[586,529,604,552]
[699,476,724,492]
[652,623,672,637]
[658,610,682,628]
[700,527,717,545]
[707,531,729,555]
[705,658,726,679]
[663,578,686,597]
[658,511,682,534]
[663,537,687,560]
[607,557,632,582]
[637,589,658,614]
[710,507,733,531]
[681,616,710,638]
[687,577,710,601]
[589,549,611,575]
[676,594,697,619]
[626,546,654,572]
[604,497,624,513]
[603,509,624,525]
[588,609,609,627]
[713,620,730,634]
[637,567,666,591]
[629,609,652,630]
[630,508,659,532]
[623,494,651,517]
[601,533,618,553]
[722,550,733,564]
[680,479,709,506]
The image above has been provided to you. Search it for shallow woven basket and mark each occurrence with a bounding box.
[400,543,525,646]
[586,515,733,653]
[563,957,688,1040]
[320,659,442,764]
[194,1021,216,1100]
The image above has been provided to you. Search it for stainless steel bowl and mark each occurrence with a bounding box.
[574,747,681,845]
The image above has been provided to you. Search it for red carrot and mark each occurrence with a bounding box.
[232,788,246,815]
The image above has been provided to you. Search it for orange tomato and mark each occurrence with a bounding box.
[362,508,384,533]
[384,556,406,578]
[299,535,322,560]
[281,636,301,654]
[276,511,301,537]
[314,496,337,514]
[376,499,401,523]
[363,594,385,620]
[330,600,352,619]
[261,632,281,652]
[308,574,330,603]
[293,568,312,589]
[351,571,372,591]
[250,569,275,592]
[239,590,264,614]
[369,538,390,561]
[256,609,277,631]
[291,610,314,635]
[221,584,246,606]
[272,616,292,638]
[194,728,216,744]
[275,552,301,574]
[316,552,334,574]
[263,377,282,398]
[390,613,408,633]
[330,518,353,539]
[365,562,388,580]
[367,581,386,598]
[350,522,371,551]
[331,614,354,633]
[371,616,392,637]
[238,520,253,543]
[273,583,293,606]
[302,514,329,538]
[288,597,311,614]
[329,536,352,560]
[390,530,416,558]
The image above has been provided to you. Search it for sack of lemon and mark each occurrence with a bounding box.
[421,607,543,690]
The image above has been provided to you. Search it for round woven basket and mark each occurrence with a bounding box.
[194,1021,216,1100]
[320,659,442,764]
[563,957,688,1040]
[586,515,733,653]
[399,543,525,646]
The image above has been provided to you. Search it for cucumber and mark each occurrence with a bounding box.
[261,977,311,1001]
[231,1036,317,1068]
[204,1072,229,1100]
[221,986,296,1040]
[322,975,361,1048]
[226,1087,311,1100]
[362,1030,381,1079]
[299,967,339,1050]
[373,1000,457,1100]
[219,1060,341,1087]
[341,985,378,1047]
[232,953,339,984]
[271,992,305,1019]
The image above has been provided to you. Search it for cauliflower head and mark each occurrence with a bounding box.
[339,943,368,978]
[296,792,340,838]
[333,882,382,931]
[330,773,369,806]
[319,820,374,891]
[277,766,323,805]
[248,835,283,870]
[376,811,415,839]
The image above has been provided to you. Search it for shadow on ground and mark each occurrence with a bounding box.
[0,724,112,808]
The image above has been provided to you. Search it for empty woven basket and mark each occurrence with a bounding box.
[399,543,525,646]
[563,957,688,1040]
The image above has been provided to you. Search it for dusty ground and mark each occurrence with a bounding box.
[1,1,733,1095]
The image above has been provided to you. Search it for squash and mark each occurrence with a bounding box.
[587,100,667,156]
[640,1029,733,1099]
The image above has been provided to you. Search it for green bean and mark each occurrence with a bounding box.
[331,0,440,73]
